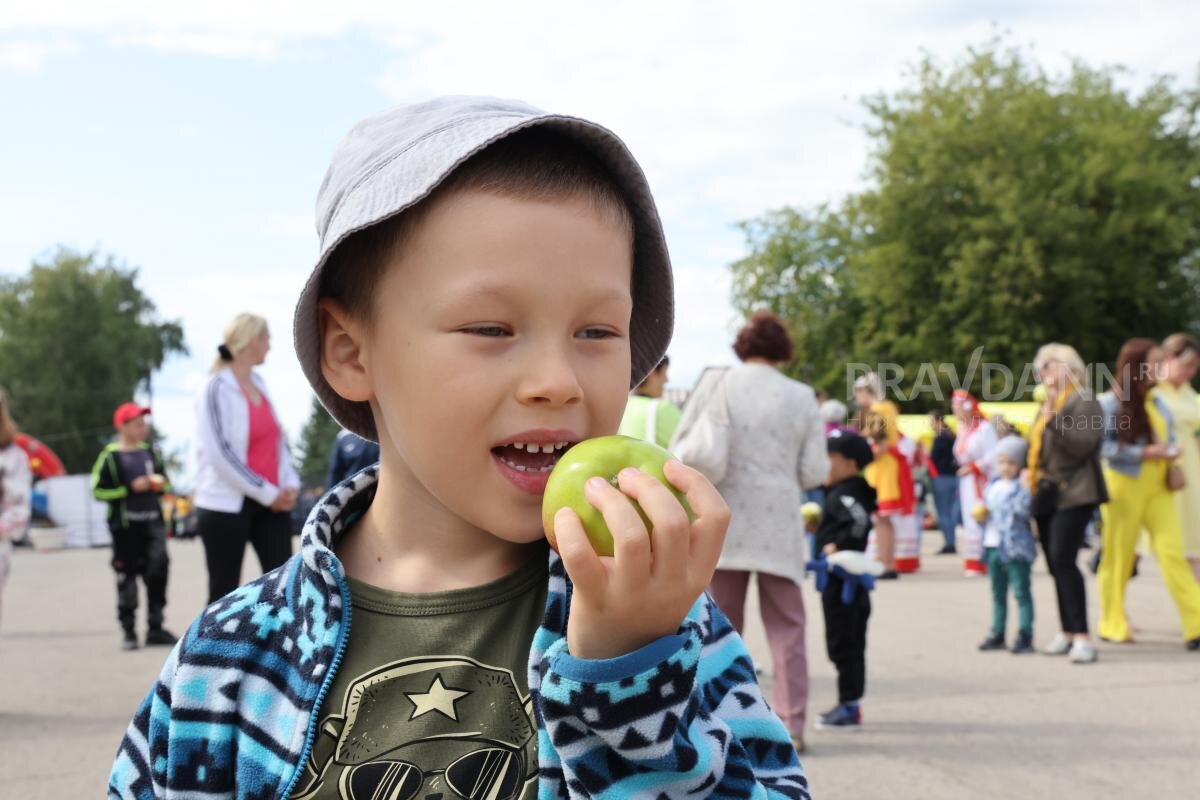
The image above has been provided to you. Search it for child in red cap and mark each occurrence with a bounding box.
[91,403,176,650]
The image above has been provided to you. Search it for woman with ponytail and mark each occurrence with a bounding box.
[194,313,300,603]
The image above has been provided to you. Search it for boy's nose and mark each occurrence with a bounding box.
[516,348,583,407]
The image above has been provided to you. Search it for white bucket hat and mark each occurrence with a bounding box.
[293,96,674,441]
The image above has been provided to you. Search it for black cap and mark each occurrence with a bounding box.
[827,430,873,470]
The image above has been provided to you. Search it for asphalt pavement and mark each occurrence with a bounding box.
[1,532,1196,798]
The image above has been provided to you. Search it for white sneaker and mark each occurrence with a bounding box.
[1068,640,1098,664]
[1043,633,1071,656]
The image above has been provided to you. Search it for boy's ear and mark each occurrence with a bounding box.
[318,299,373,404]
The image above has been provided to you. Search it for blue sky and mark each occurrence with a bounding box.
[2,1,1197,481]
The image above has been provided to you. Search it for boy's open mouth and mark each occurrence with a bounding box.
[491,441,573,473]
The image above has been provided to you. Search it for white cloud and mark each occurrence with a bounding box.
[113,31,279,59]
[0,37,74,71]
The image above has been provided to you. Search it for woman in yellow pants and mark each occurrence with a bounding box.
[1156,333,1200,584]
[1098,339,1200,650]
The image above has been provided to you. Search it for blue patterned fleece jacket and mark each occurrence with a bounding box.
[109,466,811,799]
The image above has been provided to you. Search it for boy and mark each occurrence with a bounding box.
[109,98,810,799]
[976,436,1037,654]
[91,403,176,650]
[814,430,876,730]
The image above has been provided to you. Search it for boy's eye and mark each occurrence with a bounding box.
[463,325,511,338]
[578,327,619,340]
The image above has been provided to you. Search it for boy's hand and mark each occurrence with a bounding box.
[131,476,152,492]
[823,543,837,555]
[554,460,729,661]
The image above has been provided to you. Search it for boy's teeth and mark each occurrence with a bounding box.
[540,443,556,454]
[498,454,554,473]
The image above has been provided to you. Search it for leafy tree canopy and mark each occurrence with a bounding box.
[0,248,186,471]
[731,41,1200,405]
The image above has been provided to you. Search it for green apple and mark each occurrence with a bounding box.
[541,435,694,557]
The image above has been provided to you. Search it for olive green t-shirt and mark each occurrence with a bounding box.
[290,547,548,800]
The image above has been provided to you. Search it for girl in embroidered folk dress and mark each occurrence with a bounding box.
[862,402,913,579]
[953,390,996,576]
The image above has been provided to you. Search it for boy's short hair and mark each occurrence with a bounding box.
[321,128,635,325]
[293,97,675,441]
[827,430,873,470]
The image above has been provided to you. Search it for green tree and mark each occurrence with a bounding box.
[731,42,1200,404]
[730,205,866,391]
[296,395,341,488]
[0,248,186,471]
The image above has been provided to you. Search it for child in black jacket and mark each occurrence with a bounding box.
[814,430,877,730]
[91,403,176,650]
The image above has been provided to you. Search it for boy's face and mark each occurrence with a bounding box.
[120,415,149,443]
[349,189,634,543]
[827,451,859,484]
[996,455,1020,480]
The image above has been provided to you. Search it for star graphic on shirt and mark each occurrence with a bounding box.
[405,674,470,722]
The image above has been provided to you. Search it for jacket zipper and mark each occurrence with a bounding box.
[278,551,354,799]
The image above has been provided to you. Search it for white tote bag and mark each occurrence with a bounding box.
[671,369,732,484]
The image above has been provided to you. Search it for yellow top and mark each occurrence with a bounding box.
[1153,381,1200,553]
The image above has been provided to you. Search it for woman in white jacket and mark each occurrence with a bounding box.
[675,312,829,752]
[194,314,300,603]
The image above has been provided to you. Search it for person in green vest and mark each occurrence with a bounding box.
[618,355,682,450]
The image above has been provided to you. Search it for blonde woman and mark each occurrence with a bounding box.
[1027,343,1106,662]
[194,313,300,603]
[0,388,33,625]
[1157,333,1200,583]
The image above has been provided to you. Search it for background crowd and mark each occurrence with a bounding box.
[3,304,1200,751]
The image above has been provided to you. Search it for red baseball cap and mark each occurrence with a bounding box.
[113,402,151,428]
